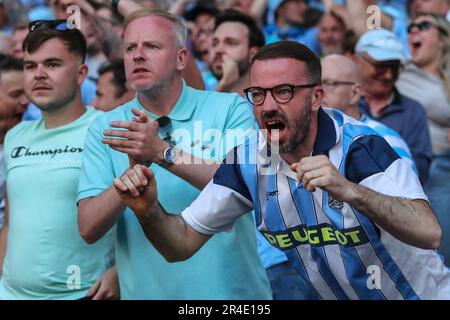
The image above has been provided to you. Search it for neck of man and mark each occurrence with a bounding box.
[363,88,392,117]
[137,77,183,117]
[344,104,361,120]
[42,92,86,129]
[281,113,319,165]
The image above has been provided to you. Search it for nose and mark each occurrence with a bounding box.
[132,45,145,63]
[34,64,47,79]
[381,67,395,80]
[261,91,278,113]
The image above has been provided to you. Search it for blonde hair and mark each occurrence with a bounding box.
[416,13,450,98]
[123,9,187,49]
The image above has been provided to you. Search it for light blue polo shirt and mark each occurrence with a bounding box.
[77,82,272,299]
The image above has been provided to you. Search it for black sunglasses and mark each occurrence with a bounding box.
[407,21,434,34]
[28,19,70,32]
[156,116,175,145]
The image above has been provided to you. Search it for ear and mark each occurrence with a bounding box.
[176,48,189,71]
[249,46,259,61]
[311,86,324,112]
[77,63,88,86]
[349,83,361,105]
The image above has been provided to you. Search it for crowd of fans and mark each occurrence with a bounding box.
[0,0,449,300]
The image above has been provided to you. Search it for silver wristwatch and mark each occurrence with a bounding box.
[161,145,177,168]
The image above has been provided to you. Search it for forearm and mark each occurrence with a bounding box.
[78,186,126,244]
[347,183,441,249]
[138,204,210,262]
[163,148,219,190]
[249,0,268,22]
[169,0,191,17]
[346,0,392,36]
[117,0,151,16]
[91,17,124,60]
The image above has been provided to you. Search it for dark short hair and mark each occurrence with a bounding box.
[215,9,265,48]
[0,54,24,74]
[251,41,321,84]
[184,4,219,22]
[98,59,128,98]
[22,27,87,63]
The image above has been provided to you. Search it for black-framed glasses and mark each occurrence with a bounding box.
[244,83,320,106]
[29,19,70,32]
[322,80,355,88]
[360,54,402,75]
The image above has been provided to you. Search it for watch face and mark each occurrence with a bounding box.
[164,146,177,164]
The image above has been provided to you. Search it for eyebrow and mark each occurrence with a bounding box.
[23,57,64,64]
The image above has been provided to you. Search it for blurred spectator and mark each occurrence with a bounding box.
[397,13,450,263]
[409,0,450,18]
[210,9,265,94]
[322,54,418,173]
[316,11,347,56]
[51,0,108,81]
[264,0,319,50]
[355,28,432,184]
[184,4,219,73]
[92,59,134,112]
[11,25,29,59]
[0,54,28,233]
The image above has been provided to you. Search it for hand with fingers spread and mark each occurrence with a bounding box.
[114,164,159,222]
[291,155,355,202]
[102,108,169,167]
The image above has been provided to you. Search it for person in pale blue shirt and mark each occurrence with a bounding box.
[77,9,271,300]
[0,20,116,300]
[321,54,417,173]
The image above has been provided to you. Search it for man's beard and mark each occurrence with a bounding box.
[280,95,312,154]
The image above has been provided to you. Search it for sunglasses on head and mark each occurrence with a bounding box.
[28,19,70,32]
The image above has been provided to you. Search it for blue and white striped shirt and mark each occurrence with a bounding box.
[360,114,418,175]
[182,108,450,300]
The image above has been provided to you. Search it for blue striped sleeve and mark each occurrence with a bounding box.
[213,147,253,203]
[345,135,400,184]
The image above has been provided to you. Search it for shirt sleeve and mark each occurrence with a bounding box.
[181,148,254,235]
[346,135,428,201]
[77,116,116,203]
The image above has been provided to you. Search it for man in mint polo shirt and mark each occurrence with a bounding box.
[77,9,271,299]
[0,21,116,299]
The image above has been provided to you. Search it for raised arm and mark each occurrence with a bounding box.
[293,154,441,250]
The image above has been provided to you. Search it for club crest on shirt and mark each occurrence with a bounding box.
[328,197,344,210]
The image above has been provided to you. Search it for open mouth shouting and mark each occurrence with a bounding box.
[263,115,288,142]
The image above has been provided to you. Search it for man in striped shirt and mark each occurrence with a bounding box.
[321,54,418,174]
[113,41,449,299]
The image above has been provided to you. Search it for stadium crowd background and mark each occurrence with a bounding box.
[0,0,449,300]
